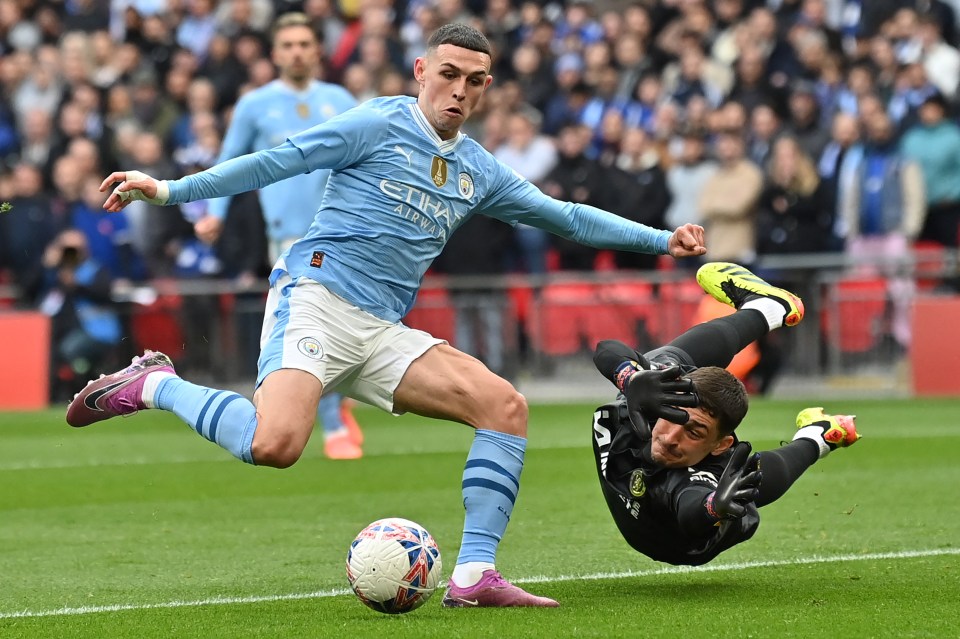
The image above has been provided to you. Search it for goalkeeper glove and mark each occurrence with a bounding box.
[624,366,699,438]
[793,407,861,459]
[705,442,761,520]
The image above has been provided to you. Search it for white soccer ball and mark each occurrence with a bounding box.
[346,517,443,614]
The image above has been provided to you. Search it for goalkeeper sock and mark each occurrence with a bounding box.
[155,377,258,464]
[456,429,525,572]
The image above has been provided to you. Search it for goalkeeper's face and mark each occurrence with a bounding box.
[650,407,734,468]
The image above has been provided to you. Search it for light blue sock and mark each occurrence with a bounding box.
[456,429,526,565]
[155,377,258,464]
[317,392,344,436]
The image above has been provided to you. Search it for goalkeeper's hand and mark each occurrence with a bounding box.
[100,170,170,212]
[624,366,699,438]
[706,442,761,520]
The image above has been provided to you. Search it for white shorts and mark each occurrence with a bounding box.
[257,276,444,413]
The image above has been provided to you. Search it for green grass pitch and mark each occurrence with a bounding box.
[1,398,958,638]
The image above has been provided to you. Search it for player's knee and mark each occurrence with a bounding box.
[491,386,528,437]
[251,432,305,468]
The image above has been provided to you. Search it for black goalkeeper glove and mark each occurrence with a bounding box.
[705,442,761,520]
[624,366,699,439]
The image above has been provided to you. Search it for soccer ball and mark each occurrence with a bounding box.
[346,518,443,614]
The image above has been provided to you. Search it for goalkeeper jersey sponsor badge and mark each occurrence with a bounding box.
[629,470,646,497]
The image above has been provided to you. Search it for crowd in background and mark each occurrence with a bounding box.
[3,0,960,395]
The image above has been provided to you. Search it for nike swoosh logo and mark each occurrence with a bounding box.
[83,378,130,411]
[458,599,479,606]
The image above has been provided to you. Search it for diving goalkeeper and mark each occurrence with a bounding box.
[591,262,860,566]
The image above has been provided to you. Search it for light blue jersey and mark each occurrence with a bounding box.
[206,79,357,242]
[167,95,671,323]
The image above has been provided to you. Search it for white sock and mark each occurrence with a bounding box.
[451,562,495,588]
[142,371,176,408]
[741,297,785,331]
[324,427,349,441]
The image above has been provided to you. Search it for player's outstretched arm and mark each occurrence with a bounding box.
[667,223,707,258]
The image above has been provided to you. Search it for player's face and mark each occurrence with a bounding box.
[273,25,320,84]
[414,44,492,140]
[649,407,734,468]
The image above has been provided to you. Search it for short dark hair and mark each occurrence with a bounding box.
[427,23,492,57]
[688,367,748,436]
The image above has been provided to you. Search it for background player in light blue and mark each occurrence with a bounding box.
[78,24,707,608]
[196,13,364,460]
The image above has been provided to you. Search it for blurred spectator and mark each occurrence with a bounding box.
[901,92,960,248]
[177,0,219,61]
[818,111,861,249]
[661,36,730,109]
[129,70,180,142]
[699,128,764,264]
[0,163,61,303]
[170,77,220,149]
[494,105,557,273]
[613,33,652,102]
[198,33,246,110]
[746,102,783,167]
[839,111,925,348]
[540,122,610,270]
[38,229,121,401]
[12,50,63,125]
[888,60,940,127]
[18,109,54,175]
[543,68,590,135]
[621,72,661,133]
[215,0,275,36]
[728,44,785,116]
[786,79,831,159]
[553,0,604,50]
[916,14,960,99]
[611,127,672,271]
[756,136,832,257]
[72,173,149,283]
[665,126,717,233]
[63,0,111,32]
[508,42,554,114]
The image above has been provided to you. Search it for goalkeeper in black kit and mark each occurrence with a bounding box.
[591,263,861,566]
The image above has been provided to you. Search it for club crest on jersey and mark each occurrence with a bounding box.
[298,337,324,360]
[629,470,646,497]
[431,156,448,187]
[458,172,474,199]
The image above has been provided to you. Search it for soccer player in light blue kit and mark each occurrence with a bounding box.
[74,24,707,607]
[197,13,364,460]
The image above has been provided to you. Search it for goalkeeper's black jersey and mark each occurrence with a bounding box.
[591,399,759,566]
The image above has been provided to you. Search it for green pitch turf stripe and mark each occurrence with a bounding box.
[2,548,957,619]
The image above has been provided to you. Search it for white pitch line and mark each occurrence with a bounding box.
[1,548,957,620]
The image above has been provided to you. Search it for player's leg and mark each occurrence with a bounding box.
[352,332,555,607]
[65,350,320,467]
[756,408,861,506]
[318,391,362,460]
[644,262,806,369]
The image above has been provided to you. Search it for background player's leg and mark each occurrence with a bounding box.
[318,391,362,459]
